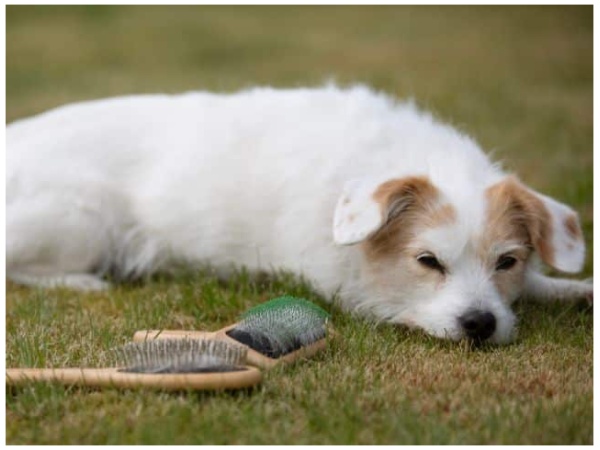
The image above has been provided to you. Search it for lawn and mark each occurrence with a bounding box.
[5,5,593,445]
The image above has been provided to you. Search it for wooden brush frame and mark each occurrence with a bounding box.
[6,365,262,391]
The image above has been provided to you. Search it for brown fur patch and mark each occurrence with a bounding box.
[372,177,439,220]
[363,176,454,261]
[564,214,582,241]
[484,176,554,267]
[429,203,456,227]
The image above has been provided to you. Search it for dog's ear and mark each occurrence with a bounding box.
[333,176,438,245]
[487,177,585,273]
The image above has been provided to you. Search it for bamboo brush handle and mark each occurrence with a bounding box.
[132,325,236,342]
[6,366,262,391]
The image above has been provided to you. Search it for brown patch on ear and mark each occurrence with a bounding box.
[564,214,582,241]
[485,176,554,266]
[372,176,439,221]
[363,176,453,261]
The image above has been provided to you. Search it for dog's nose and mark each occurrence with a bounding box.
[459,310,496,341]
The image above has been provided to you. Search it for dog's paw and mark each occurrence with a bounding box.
[9,273,111,291]
[60,274,111,291]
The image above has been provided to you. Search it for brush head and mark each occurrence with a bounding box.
[226,296,330,358]
[115,339,248,374]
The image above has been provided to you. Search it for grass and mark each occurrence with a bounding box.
[6,5,593,445]
[6,273,593,445]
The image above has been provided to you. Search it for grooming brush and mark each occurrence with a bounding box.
[133,296,331,369]
[6,339,261,391]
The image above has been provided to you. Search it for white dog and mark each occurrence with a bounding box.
[7,85,592,343]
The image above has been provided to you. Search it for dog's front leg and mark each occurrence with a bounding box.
[523,271,593,305]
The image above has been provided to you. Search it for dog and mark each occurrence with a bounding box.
[6,84,592,344]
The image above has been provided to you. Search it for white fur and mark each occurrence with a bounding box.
[6,84,592,343]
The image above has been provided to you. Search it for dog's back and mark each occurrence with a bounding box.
[6,86,494,291]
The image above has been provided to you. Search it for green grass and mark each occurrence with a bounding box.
[6,5,593,445]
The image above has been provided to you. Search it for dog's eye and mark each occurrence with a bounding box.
[495,255,518,271]
[417,254,445,274]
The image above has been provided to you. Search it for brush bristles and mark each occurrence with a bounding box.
[115,339,248,373]
[227,296,330,358]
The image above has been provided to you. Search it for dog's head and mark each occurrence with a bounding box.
[333,175,585,344]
